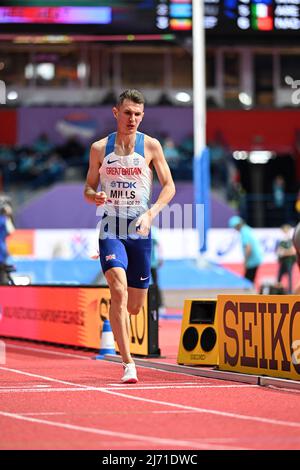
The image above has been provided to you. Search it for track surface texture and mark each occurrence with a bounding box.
[1,338,300,451]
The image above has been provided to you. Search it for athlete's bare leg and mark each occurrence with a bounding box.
[127,287,148,315]
[105,267,133,364]
[294,283,300,295]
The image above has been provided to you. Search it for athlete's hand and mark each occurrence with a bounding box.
[94,191,107,206]
[136,211,152,236]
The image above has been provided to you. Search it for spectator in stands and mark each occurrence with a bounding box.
[0,145,15,191]
[58,136,85,166]
[227,166,247,217]
[273,175,286,209]
[32,133,54,156]
[179,134,194,160]
[208,130,230,193]
[228,215,263,283]
[0,196,15,284]
[18,148,44,184]
[31,152,66,189]
[292,222,300,294]
[276,224,297,294]
[162,137,180,170]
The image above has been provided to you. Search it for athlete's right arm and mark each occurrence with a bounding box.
[84,140,107,206]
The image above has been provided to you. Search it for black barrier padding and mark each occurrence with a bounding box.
[147,284,161,357]
[182,327,199,351]
[200,327,217,352]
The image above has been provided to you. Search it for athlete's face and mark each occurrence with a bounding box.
[113,99,144,134]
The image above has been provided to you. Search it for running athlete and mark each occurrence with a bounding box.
[84,90,175,383]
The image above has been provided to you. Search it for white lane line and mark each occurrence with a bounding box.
[20,412,69,416]
[0,384,253,393]
[0,387,96,393]
[0,385,49,389]
[108,382,212,386]
[5,343,234,382]
[18,410,218,417]
[267,386,300,394]
[6,344,90,360]
[0,410,244,450]
[0,366,299,430]
[15,411,202,417]
[102,385,253,391]
[102,389,300,429]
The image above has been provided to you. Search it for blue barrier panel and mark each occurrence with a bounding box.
[193,147,211,252]
[11,259,101,285]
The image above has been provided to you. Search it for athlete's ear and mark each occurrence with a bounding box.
[112,106,118,119]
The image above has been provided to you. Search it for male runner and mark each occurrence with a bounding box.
[84,90,175,383]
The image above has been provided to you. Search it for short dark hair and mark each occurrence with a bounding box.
[117,89,145,107]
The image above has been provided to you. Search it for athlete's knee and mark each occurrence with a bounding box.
[128,303,142,316]
[110,282,128,307]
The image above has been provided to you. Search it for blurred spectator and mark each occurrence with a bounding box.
[58,137,85,166]
[273,175,286,209]
[272,175,286,226]
[208,130,230,192]
[227,181,247,219]
[162,137,180,170]
[18,148,43,183]
[32,133,54,155]
[228,215,263,284]
[0,196,15,284]
[179,134,194,159]
[31,152,66,189]
[18,147,66,189]
[276,224,296,294]
[0,145,16,191]
[227,165,247,217]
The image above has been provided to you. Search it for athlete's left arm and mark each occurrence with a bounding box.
[136,138,175,235]
[149,138,176,218]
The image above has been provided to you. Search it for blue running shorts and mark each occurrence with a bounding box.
[99,215,152,289]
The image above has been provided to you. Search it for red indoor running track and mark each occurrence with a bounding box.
[1,338,300,450]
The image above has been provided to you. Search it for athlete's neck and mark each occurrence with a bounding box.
[115,131,136,150]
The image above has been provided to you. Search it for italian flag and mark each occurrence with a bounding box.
[251,3,273,31]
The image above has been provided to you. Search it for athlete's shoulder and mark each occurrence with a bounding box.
[90,137,107,165]
[91,137,108,153]
[144,134,161,150]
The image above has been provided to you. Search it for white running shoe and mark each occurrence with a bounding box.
[121,362,138,384]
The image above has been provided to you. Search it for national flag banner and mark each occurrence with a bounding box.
[251,3,273,31]
[170,18,192,31]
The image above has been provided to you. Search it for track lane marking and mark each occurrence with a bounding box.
[0,384,254,393]
[6,344,90,360]
[0,410,245,450]
[0,366,299,430]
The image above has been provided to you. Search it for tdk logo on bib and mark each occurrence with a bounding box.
[111,181,137,189]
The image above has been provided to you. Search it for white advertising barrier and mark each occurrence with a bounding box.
[34,229,98,260]
[14,228,282,262]
[206,228,282,264]
[33,228,200,260]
